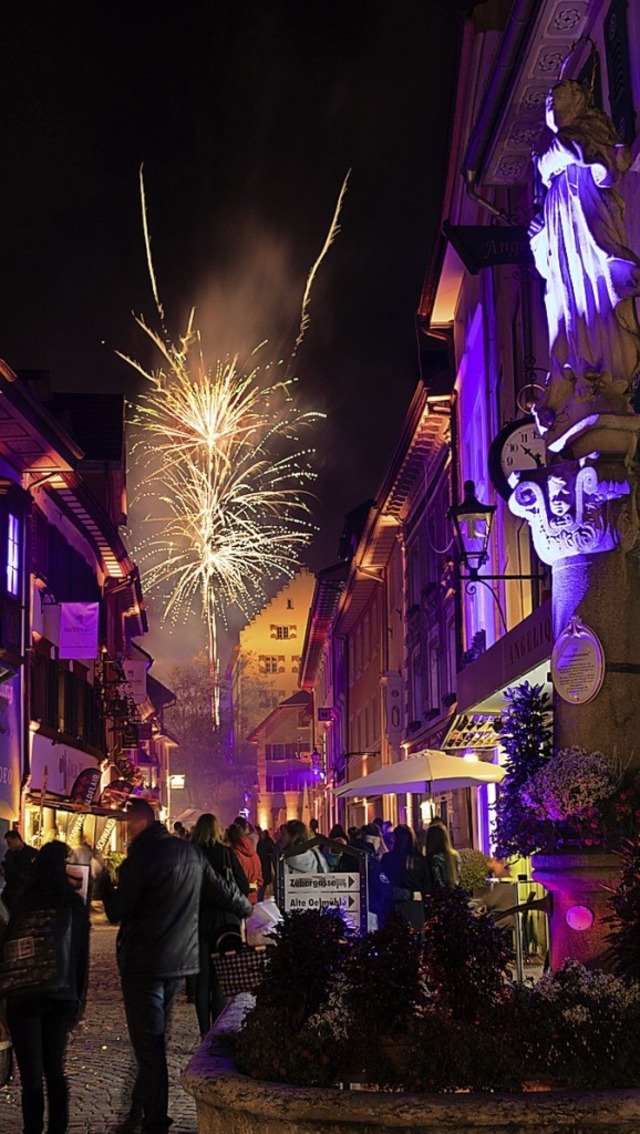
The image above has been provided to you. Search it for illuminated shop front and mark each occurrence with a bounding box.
[0,671,22,837]
[447,600,552,853]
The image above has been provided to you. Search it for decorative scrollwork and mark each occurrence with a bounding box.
[509,463,639,564]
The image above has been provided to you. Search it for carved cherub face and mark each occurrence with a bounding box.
[548,475,572,519]
[545,80,588,132]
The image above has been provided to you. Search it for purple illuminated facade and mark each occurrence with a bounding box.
[298,1,640,891]
[422,0,640,765]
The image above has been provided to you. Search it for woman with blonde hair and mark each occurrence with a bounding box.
[191,812,250,1036]
[280,819,328,875]
[425,822,460,889]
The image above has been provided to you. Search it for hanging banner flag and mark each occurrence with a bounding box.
[122,660,147,704]
[95,817,117,853]
[99,779,133,809]
[67,813,88,842]
[59,602,100,660]
[69,767,102,808]
[136,747,158,767]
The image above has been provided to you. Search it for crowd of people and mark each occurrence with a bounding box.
[171,812,465,934]
[173,811,464,934]
[275,815,462,931]
[0,808,467,1133]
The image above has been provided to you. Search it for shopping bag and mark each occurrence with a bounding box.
[212,943,270,996]
[245,898,282,945]
[0,907,73,998]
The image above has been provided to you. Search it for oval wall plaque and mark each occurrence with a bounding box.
[551,616,605,706]
[566,905,594,931]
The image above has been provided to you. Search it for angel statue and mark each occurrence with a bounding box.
[529,49,640,457]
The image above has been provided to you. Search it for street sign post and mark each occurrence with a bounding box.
[276,837,368,933]
[284,872,361,929]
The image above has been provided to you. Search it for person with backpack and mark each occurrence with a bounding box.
[5,840,89,1134]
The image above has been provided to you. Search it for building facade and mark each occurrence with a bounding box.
[420,0,639,849]
[300,381,485,846]
[0,362,178,852]
[230,569,316,821]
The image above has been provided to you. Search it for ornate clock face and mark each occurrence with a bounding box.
[489,417,547,500]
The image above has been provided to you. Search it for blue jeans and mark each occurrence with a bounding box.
[7,997,76,1134]
[120,974,181,1133]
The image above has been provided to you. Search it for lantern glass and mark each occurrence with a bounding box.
[449,480,496,577]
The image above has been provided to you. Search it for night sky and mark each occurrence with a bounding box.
[1,1,461,666]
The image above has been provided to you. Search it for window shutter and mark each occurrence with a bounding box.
[605,0,635,144]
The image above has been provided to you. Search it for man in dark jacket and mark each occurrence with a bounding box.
[2,829,37,911]
[102,799,251,1134]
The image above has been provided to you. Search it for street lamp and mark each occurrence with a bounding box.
[448,479,544,634]
[448,480,496,581]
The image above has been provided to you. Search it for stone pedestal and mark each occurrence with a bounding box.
[510,458,640,761]
[182,996,640,1132]
[531,852,620,971]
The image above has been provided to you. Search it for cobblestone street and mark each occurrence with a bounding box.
[0,918,201,1134]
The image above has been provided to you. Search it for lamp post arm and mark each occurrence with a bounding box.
[461,572,545,581]
[464,577,509,636]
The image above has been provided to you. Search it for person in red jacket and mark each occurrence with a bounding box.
[226,819,262,904]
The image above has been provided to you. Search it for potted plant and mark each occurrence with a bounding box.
[422,886,513,1023]
[234,908,354,1086]
[458,847,491,894]
[493,682,640,969]
[231,908,640,1094]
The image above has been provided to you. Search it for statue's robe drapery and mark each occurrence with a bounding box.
[531,134,640,398]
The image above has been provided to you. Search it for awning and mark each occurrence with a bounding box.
[25,792,128,820]
[445,712,500,752]
[334,749,505,798]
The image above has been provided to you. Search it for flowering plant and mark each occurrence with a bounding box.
[522,746,615,822]
[506,745,640,854]
[493,683,640,856]
[515,960,640,1088]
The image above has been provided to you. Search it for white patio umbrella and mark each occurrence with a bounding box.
[334,749,505,798]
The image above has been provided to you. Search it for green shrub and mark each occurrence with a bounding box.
[105,851,125,882]
[342,914,427,1082]
[606,838,640,980]
[235,908,353,1085]
[234,909,640,1092]
[492,681,553,859]
[458,848,491,893]
[404,1012,523,1093]
[422,886,513,1022]
[517,961,640,1088]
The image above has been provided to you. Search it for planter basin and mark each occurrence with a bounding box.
[531,851,620,971]
[182,996,640,1134]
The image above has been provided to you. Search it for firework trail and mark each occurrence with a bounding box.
[124,168,346,724]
